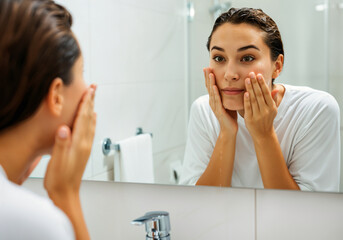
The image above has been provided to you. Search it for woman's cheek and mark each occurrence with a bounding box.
[252,62,273,85]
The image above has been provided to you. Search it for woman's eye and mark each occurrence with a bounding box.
[241,55,255,62]
[213,56,225,62]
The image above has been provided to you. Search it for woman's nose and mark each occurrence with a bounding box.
[224,62,239,81]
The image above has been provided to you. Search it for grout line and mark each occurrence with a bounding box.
[255,190,257,240]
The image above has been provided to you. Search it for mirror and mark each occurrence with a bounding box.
[29,0,343,193]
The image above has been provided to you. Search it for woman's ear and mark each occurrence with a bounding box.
[272,54,284,79]
[46,78,64,116]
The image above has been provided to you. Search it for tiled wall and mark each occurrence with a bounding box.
[23,178,343,239]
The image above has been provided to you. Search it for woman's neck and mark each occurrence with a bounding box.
[0,123,47,184]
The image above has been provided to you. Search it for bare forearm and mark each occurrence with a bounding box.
[196,132,236,187]
[253,131,300,190]
[50,191,90,240]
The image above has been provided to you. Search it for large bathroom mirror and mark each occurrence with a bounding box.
[30,0,343,193]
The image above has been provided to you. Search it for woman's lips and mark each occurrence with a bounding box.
[221,88,245,96]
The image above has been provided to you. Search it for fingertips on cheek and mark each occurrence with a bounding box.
[249,72,256,79]
[256,74,263,81]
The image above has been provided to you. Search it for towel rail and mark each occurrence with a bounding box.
[102,127,152,156]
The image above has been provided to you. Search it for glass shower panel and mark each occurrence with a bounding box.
[327,0,343,191]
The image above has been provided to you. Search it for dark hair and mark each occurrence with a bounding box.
[207,7,284,65]
[0,0,80,131]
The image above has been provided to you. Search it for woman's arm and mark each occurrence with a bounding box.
[196,68,238,187]
[196,131,236,187]
[252,130,299,190]
[244,73,299,190]
[44,85,97,240]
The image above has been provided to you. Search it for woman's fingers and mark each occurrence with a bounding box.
[72,86,96,142]
[44,125,71,192]
[204,68,209,92]
[50,126,71,168]
[209,73,215,111]
[244,91,252,119]
[257,73,275,107]
[204,68,213,94]
[249,72,267,109]
[212,84,221,109]
[245,77,259,115]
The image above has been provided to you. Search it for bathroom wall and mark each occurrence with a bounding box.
[24,178,343,239]
[31,0,189,183]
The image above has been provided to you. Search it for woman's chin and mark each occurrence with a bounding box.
[223,100,243,111]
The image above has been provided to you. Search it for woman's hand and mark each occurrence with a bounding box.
[243,72,278,140]
[204,67,238,136]
[44,84,97,197]
[44,84,96,240]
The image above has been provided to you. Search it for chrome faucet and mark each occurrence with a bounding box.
[131,211,171,240]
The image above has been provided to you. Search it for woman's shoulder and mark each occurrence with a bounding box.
[282,84,339,114]
[192,94,210,107]
[189,94,220,130]
[0,177,74,240]
[190,94,216,120]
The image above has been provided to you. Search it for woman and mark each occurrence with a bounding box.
[180,8,340,192]
[0,0,96,239]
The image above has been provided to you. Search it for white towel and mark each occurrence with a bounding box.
[117,133,154,184]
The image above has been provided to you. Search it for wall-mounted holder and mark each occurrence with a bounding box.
[102,127,152,156]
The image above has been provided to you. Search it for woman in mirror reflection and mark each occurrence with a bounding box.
[0,0,96,239]
[180,8,340,192]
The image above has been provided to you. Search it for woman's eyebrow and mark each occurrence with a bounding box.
[237,45,260,52]
[211,46,225,52]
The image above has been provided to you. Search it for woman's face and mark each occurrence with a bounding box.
[209,23,278,111]
[61,55,87,129]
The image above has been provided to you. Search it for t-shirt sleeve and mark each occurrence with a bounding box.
[179,97,216,185]
[288,93,340,192]
[0,183,75,240]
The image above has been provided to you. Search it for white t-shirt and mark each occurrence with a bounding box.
[0,165,75,240]
[180,84,341,192]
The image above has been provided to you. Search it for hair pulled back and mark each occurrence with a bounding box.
[207,8,284,64]
[0,0,80,131]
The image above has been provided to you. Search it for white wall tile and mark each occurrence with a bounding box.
[23,179,256,240]
[89,0,186,86]
[256,189,343,240]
